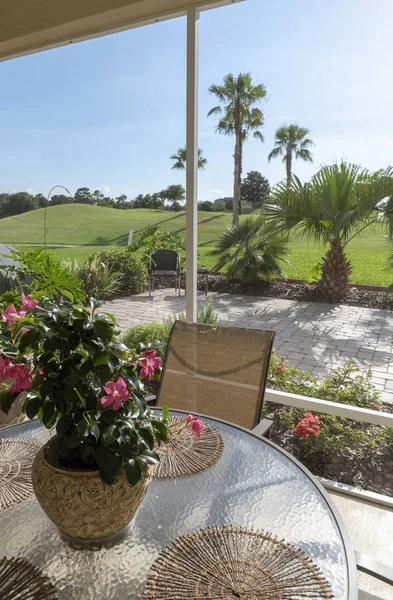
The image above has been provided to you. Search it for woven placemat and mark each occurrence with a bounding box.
[143,525,334,599]
[154,417,224,478]
[0,438,40,510]
[0,557,58,599]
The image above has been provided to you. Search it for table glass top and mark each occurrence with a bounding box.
[0,415,352,599]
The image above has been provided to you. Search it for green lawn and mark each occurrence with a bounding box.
[3,205,392,286]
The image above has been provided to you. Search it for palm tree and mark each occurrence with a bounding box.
[265,162,393,300]
[208,73,267,224]
[170,147,207,170]
[268,124,314,184]
[210,215,290,284]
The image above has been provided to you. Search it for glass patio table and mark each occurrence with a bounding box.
[0,411,357,599]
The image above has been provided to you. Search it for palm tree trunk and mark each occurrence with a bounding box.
[286,151,292,185]
[233,101,241,225]
[319,237,352,301]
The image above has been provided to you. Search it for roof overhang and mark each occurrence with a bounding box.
[0,0,243,62]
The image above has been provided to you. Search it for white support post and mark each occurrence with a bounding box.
[185,7,199,322]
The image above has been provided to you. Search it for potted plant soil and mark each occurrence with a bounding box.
[0,294,168,544]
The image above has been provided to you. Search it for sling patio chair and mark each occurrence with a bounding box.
[154,320,275,435]
[148,249,181,297]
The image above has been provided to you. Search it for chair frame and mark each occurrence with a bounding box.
[148,249,181,297]
[155,321,274,435]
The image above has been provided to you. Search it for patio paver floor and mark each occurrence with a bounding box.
[102,289,393,403]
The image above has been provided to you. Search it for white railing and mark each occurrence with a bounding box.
[264,387,393,507]
[265,388,393,427]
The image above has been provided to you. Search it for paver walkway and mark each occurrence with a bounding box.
[102,290,393,402]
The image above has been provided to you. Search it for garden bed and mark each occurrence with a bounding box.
[206,276,393,311]
[265,356,393,498]
[149,274,393,310]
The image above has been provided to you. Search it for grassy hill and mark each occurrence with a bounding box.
[0,204,232,247]
[0,204,391,286]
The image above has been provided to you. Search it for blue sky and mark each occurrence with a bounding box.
[0,0,392,201]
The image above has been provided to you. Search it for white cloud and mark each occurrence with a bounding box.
[100,186,111,195]
[208,189,224,195]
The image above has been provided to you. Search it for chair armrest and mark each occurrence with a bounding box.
[145,395,157,406]
[252,419,273,438]
[355,551,393,585]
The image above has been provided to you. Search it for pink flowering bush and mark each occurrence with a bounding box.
[293,412,321,441]
[0,295,169,486]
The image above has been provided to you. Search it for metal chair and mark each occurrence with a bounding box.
[148,249,181,297]
[156,320,274,434]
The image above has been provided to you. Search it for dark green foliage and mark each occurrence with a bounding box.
[0,248,85,303]
[211,215,290,283]
[198,201,214,212]
[65,256,123,301]
[241,171,270,207]
[267,356,392,478]
[170,147,208,170]
[129,225,186,265]
[4,297,168,485]
[90,250,147,296]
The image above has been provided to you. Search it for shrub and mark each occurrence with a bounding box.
[0,248,85,304]
[122,319,173,359]
[129,225,186,265]
[64,256,123,301]
[91,250,147,296]
[266,355,386,473]
[122,298,220,358]
[210,216,290,284]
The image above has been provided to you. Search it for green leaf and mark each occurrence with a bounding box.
[94,320,113,345]
[77,418,90,438]
[90,423,100,441]
[42,401,56,428]
[103,424,117,445]
[93,350,108,367]
[0,392,15,415]
[139,427,155,450]
[126,458,142,486]
[139,449,159,465]
[162,405,170,420]
[25,395,40,420]
[17,329,38,354]
[56,414,73,435]
[60,289,74,301]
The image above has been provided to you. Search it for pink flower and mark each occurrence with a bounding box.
[276,365,285,373]
[0,357,32,394]
[101,377,130,410]
[185,414,199,423]
[293,412,320,441]
[7,363,32,393]
[370,402,380,410]
[138,350,161,381]
[280,409,288,415]
[191,419,205,438]
[281,356,287,361]
[184,414,205,438]
[21,292,38,310]
[1,304,27,325]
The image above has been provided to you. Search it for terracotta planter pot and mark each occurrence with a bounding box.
[32,439,153,544]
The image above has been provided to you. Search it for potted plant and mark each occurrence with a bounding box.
[0,294,168,544]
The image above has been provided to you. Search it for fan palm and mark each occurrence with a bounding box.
[170,147,207,170]
[268,124,314,184]
[210,215,290,284]
[208,73,267,224]
[266,162,393,300]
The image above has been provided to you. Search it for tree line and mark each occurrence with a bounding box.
[0,184,188,218]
